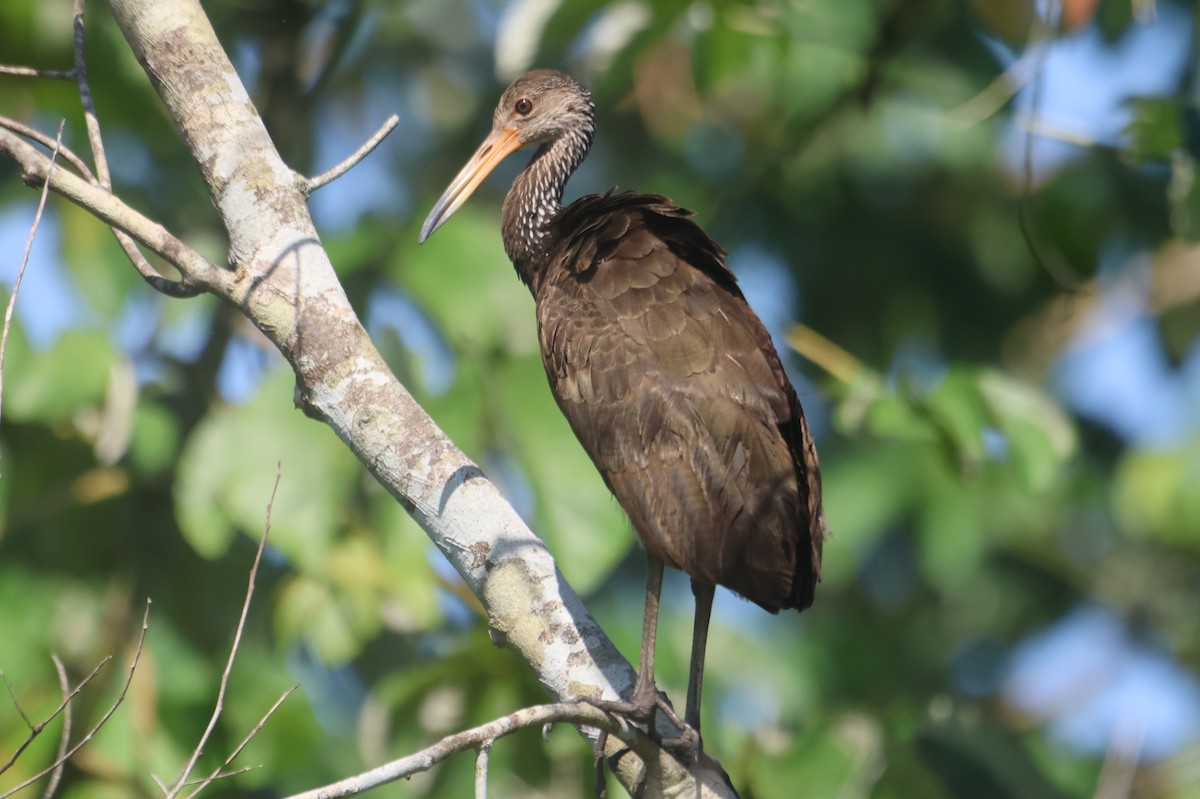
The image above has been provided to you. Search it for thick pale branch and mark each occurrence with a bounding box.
[101,0,740,793]
[1,0,742,794]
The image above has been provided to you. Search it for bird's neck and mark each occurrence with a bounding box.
[502,130,589,288]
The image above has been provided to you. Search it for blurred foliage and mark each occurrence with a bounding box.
[2,1,1199,798]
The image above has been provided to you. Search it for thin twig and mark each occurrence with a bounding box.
[786,323,864,384]
[39,656,73,799]
[950,36,1051,128]
[0,122,63,441]
[1016,2,1084,291]
[0,671,34,729]
[0,117,96,182]
[69,0,203,298]
[300,114,399,195]
[0,601,152,799]
[0,128,231,296]
[182,687,296,799]
[168,464,281,798]
[0,116,201,296]
[0,65,74,79]
[72,0,110,191]
[181,764,263,789]
[0,654,112,776]
[283,702,649,799]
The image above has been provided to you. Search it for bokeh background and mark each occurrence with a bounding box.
[1,0,1198,797]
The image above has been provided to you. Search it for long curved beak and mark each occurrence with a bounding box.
[418,126,524,243]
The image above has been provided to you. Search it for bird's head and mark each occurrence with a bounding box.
[419,70,595,243]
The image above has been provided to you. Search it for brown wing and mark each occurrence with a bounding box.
[536,194,826,612]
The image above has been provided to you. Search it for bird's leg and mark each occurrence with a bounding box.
[588,556,664,796]
[628,553,665,718]
[591,555,664,722]
[685,580,716,737]
[644,578,709,760]
[588,555,686,728]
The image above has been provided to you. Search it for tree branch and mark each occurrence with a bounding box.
[284,702,658,799]
[300,114,400,195]
[0,602,151,799]
[0,654,112,777]
[0,122,61,438]
[39,656,72,799]
[0,0,741,794]
[166,464,284,798]
[0,127,232,297]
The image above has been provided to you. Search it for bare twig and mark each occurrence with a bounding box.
[0,117,96,182]
[284,702,651,799]
[0,671,34,729]
[168,463,282,791]
[0,66,74,79]
[71,0,110,191]
[0,600,151,799]
[39,656,73,799]
[0,128,232,296]
[950,31,1052,128]
[300,114,400,195]
[1015,3,1084,291]
[0,117,203,298]
[0,122,63,439]
[786,323,865,385]
[70,0,204,298]
[0,654,112,776]
[167,465,282,798]
[182,687,296,799]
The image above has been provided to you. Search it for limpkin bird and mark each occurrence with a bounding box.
[420,70,827,745]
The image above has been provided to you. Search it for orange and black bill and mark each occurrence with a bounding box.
[418,126,524,243]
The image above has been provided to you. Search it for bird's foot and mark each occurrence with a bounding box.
[582,686,702,765]
[586,676,689,731]
[658,724,702,763]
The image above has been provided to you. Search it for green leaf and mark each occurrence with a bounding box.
[1169,149,1200,241]
[746,721,863,799]
[865,385,938,442]
[819,442,925,585]
[977,369,1076,492]
[396,205,537,357]
[275,574,362,664]
[127,400,180,475]
[922,368,988,469]
[1122,97,1184,164]
[4,329,118,422]
[1113,440,1200,545]
[916,479,983,590]
[174,369,358,567]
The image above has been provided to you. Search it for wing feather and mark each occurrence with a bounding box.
[536,193,826,612]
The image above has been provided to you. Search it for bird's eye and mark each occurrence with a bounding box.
[515,98,533,115]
